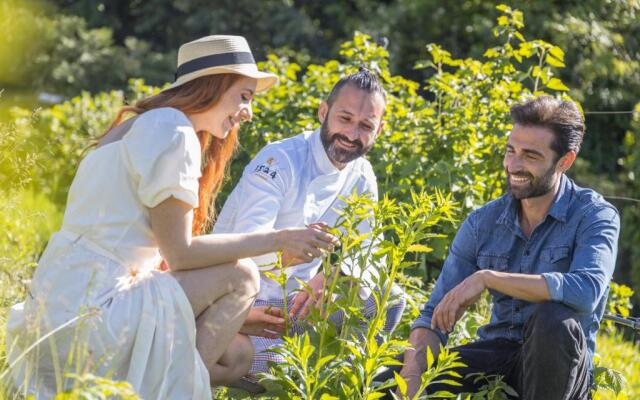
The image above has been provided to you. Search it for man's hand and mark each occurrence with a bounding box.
[432,271,486,333]
[289,271,325,320]
[239,306,286,338]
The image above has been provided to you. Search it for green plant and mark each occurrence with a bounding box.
[394,346,466,400]
[4,82,164,207]
[0,113,63,309]
[53,373,140,399]
[259,190,457,399]
[593,331,640,400]
[593,363,627,400]
[620,103,640,303]
[604,282,635,333]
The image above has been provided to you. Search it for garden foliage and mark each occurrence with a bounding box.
[621,103,640,302]
[0,5,637,399]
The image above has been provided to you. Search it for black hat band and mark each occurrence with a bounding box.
[175,52,256,81]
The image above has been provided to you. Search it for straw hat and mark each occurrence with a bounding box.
[166,35,278,92]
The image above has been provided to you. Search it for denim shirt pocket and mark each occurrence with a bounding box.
[477,253,510,272]
[540,245,571,273]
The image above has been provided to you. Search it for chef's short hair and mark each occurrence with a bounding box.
[327,67,386,107]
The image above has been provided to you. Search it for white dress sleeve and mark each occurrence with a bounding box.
[122,108,202,208]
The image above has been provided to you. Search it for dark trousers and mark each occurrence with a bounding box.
[383,302,591,400]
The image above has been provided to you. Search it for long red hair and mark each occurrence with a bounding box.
[104,74,242,235]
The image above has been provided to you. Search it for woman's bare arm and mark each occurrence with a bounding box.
[149,197,337,271]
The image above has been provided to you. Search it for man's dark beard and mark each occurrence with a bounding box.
[507,163,557,200]
[320,119,372,165]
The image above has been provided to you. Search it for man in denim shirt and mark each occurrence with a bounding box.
[398,96,620,399]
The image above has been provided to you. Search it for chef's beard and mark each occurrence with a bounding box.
[320,119,372,164]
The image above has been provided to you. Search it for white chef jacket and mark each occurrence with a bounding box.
[214,129,379,301]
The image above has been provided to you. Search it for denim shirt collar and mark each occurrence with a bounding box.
[547,174,572,223]
[498,174,572,229]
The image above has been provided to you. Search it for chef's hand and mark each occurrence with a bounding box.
[239,306,286,338]
[289,271,325,320]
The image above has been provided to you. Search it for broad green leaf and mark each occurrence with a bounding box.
[436,379,462,386]
[549,46,565,61]
[545,54,565,68]
[394,371,408,396]
[546,78,570,91]
[407,244,433,253]
[532,65,542,78]
[426,347,435,368]
[504,384,519,396]
[316,355,334,370]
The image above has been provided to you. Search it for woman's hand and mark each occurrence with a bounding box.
[239,306,286,338]
[276,223,339,266]
[150,197,339,271]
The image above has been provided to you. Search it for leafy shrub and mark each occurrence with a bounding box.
[0,0,171,97]
[259,191,460,399]
[593,332,640,400]
[604,282,635,333]
[50,373,140,399]
[8,90,125,206]
[0,113,63,309]
[620,103,640,303]
[5,4,573,238]
[0,0,53,88]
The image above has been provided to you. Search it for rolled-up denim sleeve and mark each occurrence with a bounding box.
[542,205,620,314]
[411,212,480,344]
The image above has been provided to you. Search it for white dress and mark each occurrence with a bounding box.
[6,108,211,399]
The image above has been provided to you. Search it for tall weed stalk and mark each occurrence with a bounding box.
[259,190,461,399]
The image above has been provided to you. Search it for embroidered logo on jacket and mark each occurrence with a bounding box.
[253,157,278,180]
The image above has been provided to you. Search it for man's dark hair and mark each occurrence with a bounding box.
[326,67,386,107]
[510,96,585,158]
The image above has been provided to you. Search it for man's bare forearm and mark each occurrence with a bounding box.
[402,327,443,373]
[480,270,551,303]
[399,327,443,397]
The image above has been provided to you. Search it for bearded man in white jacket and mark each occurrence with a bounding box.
[214,68,406,383]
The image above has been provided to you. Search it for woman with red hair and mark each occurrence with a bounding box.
[6,35,337,399]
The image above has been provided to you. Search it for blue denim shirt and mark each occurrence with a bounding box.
[413,175,620,365]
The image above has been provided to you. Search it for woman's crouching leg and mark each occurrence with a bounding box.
[172,259,260,374]
[210,333,254,386]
